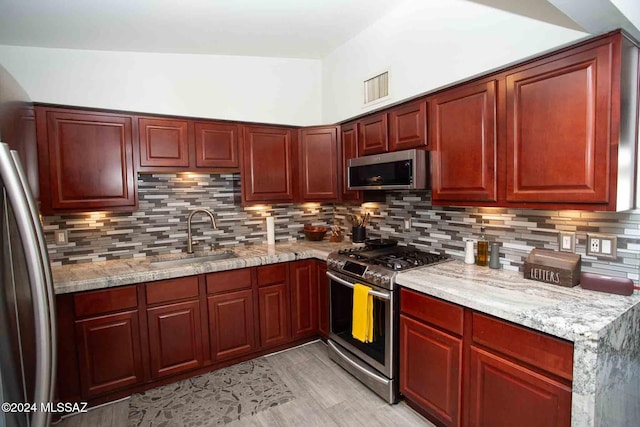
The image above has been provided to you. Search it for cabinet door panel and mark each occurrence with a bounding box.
[389,100,427,151]
[138,117,189,167]
[290,260,318,339]
[258,283,290,348]
[40,109,136,212]
[430,80,497,203]
[358,113,388,155]
[506,43,613,203]
[340,122,362,203]
[241,126,295,202]
[147,300,203,379]
[208,289,256,361]
[400,315,461,427]
[194,122,239,168]
[299,126,339,201]
[75,311,144,398]
[316,262,329,339]
[468,346,571,427]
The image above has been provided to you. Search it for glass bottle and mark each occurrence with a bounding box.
[477,226,489,267]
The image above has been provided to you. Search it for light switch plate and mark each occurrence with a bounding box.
[558,232,576,252]
[586,233,617,259]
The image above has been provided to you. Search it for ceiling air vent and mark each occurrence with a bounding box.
[364,71,389,105]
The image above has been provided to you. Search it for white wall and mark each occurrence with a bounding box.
[612,0,640,29]
[321,0,588,124]
[0,46,323,126]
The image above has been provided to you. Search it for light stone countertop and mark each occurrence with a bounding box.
[395,261,640,427]
[51,240,348,295]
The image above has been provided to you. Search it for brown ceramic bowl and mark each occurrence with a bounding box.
[303,226,328,241]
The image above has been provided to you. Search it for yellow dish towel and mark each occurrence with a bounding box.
[352,283,374,343]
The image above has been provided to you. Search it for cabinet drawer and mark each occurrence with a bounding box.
[145,276,199,305]
[74,286,138,318]
[257,263,287,287]
[400,288,463,335]
[206,268,252,294]
[472,312,573,381]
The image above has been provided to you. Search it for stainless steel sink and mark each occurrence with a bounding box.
[150,250,237,268]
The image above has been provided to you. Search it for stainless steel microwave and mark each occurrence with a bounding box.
[347,149,428,190]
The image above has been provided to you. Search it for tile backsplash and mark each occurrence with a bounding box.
[334,191,640,285]
[43,173,333,265]
[43,175,640,286]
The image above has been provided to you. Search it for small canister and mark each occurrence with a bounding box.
[464,241,475,264]
[489,242,501,269]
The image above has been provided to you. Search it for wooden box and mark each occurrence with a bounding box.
[524,249,581,287]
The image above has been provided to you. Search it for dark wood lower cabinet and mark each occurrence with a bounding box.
[208,289,256,361]
[468,347,571,427]
[147,300,203,379]
[290,260,318,339]
[400,314,461,427]
[75,310,144,398]
[258,283,291,348]
[316,261,329,338]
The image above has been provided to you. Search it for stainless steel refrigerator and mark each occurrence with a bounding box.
[0,65,56,426]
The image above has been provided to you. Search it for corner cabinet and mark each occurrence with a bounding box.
[240,125,296,204]
[429,79,498,204]
[299,126,340,201]
[35,106,137,214]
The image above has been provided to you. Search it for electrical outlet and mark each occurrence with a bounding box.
[403,218,411,231]
[54,230,68,245]
[586,233,617,259]
[558,232,576,252]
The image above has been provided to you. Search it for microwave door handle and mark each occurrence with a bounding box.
[326,271,391,301]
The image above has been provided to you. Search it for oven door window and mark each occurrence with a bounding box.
[330,279,388,366]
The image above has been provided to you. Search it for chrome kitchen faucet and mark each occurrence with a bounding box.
[187,208,217,253]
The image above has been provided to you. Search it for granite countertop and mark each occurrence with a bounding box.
[52,240,349,295]
[395,260,640,343]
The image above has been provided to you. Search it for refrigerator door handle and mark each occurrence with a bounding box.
[10,149,57,425]
[0,143,53,427]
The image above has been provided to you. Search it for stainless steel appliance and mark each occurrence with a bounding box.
[347,149,428,190]
[1,65,56,427]
[326,240,448,403]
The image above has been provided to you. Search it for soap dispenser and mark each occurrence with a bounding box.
[476,227,489,267]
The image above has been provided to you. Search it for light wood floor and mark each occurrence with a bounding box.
[54,340,434,427]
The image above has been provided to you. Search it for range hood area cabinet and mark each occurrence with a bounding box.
[429,30,639,211]
[35,106,137,214]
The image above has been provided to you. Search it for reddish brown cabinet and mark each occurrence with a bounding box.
[505,39,615,206]
[147,300,204,379]
[358,113,388,155]
[206,269,257,362]
[429,80,498,204]
[35,107,136,214]
[289,260,318,339]
[400,289,462,427]
[257,264,291,348]
[241,126,296,204]
[138,117,190,168]
[316,261,329,339]
[388,100,427,151]
[194,121,239,168]
[299,126,339,201]
[340,121,361,203]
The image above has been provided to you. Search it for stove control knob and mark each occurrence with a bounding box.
[373,273,383,284]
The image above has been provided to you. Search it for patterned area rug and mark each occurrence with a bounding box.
[128,358,295,426]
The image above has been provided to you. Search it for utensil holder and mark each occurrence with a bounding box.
[352,226,366,243]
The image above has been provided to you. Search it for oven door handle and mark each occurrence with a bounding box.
[326,271,391,301]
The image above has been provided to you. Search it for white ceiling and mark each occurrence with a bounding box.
[0,0,406,58]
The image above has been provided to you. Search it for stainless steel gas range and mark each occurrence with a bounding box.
[326,240,449,403]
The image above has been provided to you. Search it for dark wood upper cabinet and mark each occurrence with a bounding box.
[289,260,318,339]
[358,113,388,155]
[430,80,498,204]
[388,100,427,151]
[138,117,190,168]
[35,107,136,214]
[194,121,239,168]
[505,36,620,208]
[299,126,339,201]
[241,125,296,204]
[340,122,362,203]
